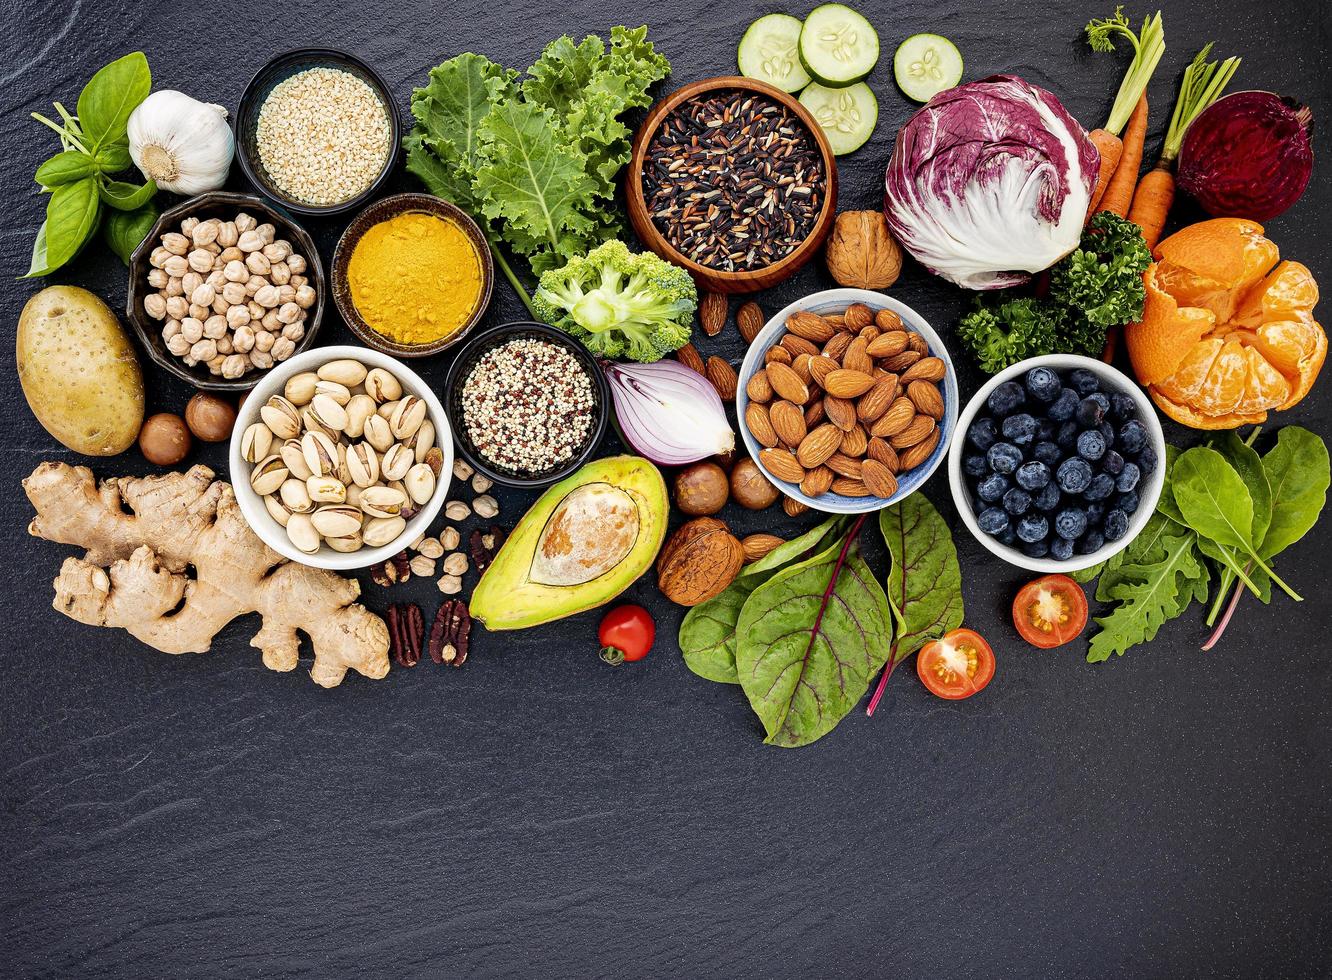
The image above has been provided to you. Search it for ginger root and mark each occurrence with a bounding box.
[25,462,389,687]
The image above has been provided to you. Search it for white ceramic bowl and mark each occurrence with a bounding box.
[947,354,1166,573]
[736,288,958,514]
[228,345,453,569]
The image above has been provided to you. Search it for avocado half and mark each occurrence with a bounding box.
[469,456,668,630]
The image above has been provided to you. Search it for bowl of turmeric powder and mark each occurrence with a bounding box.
[331,193,494,357]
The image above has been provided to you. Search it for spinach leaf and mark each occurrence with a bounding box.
[99,178,156,211]
[76,52,150,149]
[102,200,160,265]
[25,177,100,277]
[878,495,963,665]
[35,151,97,187]
[679,519,844,684]
[1259,426,1330,560]
[735,534,893,748]
[1214,431,1272,545]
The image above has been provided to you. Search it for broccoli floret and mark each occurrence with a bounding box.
[532,240,697,362]
[956,297,1064,374]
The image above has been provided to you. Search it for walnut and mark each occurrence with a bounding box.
[824,210,903,290]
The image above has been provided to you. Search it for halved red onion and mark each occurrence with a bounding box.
[603,360,735,466]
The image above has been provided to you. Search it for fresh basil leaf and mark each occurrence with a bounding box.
[99,178,156,211]
[102,200,160,265]
[95,141,133,174]
[35,150,97,187]
[878,495,963,666]
[1259,426,1330,560]
[76,52,150,149]
[24,221,53,278]
[24,177,100,277]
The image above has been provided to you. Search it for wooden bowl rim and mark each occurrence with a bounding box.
[627,75,838,285]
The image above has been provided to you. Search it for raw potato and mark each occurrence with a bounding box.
[18,286,144,455]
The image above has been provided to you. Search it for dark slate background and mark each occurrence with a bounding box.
[3,1,1329,977]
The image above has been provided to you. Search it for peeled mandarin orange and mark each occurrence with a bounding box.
[1125,218,1325,429]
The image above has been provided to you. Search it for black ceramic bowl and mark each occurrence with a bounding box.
[443,322,610,489]
[234,48,399,216]
[126,191,325,392]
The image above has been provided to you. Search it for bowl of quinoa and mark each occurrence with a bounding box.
[444,322,610,488]
[235,48,398,216]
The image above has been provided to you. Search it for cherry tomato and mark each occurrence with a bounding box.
[598,604,655,665]
[917,629,995,700]
[1012,575,1089,649]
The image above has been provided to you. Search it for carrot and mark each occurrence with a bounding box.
[1127,163,1175,249]
[1086,128,1123,216]
[1098,93,1148,217]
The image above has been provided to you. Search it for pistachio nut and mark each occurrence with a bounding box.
[324,531,364,554]
[240,422,273,464]
[301,406,339,443]
[362,515,407,548]
[313,379,352,406]
[250,455,289,496]
[344,394,376,439]
[381,443,414,482]
[404,462,437,505]
[317,358,368,388]
[301,430,339,478]
[259,396,301,440]
[264,493,293,528]
[285,512,321,554]
[306,475,347,504]
[279,478,314,514]
[406,418,435,462]
[347,443,380,488]
[363,414,394,453]
[310,504,363,539]
[364,367,401,403]
[376,398,398,420]
[280,439,313,481]
[334,442,353,485]
[389,396,427,440]
[284,371,319,407]
[360,485,406,519]
[345,483,363,509]
[309,393,349,433]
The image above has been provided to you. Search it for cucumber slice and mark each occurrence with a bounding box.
[799,81,878,155]
[738,14,812,93]
[893,33,963,102]
[799,3,880,87]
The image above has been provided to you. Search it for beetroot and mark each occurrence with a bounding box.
[1176,91,1313,221]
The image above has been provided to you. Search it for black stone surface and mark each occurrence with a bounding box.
[2,1,1329,977]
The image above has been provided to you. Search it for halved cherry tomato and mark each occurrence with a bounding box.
[1012,575,1088,649]
[598,604,655,665]
[917,629,995,700]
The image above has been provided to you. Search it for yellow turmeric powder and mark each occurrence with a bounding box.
[347,211,481,345]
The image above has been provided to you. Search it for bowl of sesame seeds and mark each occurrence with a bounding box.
[627,76,838,294]
[444,322,610,489]
[235,48,398,216]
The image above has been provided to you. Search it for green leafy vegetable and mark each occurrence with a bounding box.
[75,52,151,148]
[102,200,161,265]
[532,240,697,361]
[35,151,98,187]
[98,178,156,211]
[735,526,893,748]
[28,178,100,277]
[955,298,1062,375]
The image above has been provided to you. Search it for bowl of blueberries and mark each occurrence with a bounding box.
[948,354,1166,572]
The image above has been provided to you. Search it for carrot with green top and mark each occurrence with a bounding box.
[1099,93,1149,217]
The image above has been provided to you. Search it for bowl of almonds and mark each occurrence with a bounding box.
[735,288,957,514]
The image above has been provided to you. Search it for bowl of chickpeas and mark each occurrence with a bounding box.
[126,190,325,392]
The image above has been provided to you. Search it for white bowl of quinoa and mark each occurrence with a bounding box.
[444,322,611,488]
[235,48,398,216]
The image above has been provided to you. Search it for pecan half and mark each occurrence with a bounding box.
[469,525,506,574]
[369,550,412,587]
[387,603,424,667]
[428,599,472,667]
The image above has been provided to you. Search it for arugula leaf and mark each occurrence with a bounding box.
[76,52,150,149]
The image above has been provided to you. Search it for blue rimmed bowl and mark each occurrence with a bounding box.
[735,288,958,514]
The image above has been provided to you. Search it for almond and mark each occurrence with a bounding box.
[746,368,773,403]
[765,361,809,404]
[869,397,916,438]
[796,423,842,468]
[782,496,809,517]
[800,465,834,497]
[791,353,813,385]
[699,290,727,336]
[765,345,792,365]
[856,375,898,422]
[823,369,877,399]
[830,477,871,497]
[741,533,785,561]
[826,452,863,480]
[844,303,874,330]
[822,332,852,361]
[786,310,835,342]
[898,428,941,470]
[745,402,778,448]
[758,447,805,483]
[889,414,935,449]
[804,399,826,427]
[675,342,706,376]
[867,437,900,472]
[907,379,945,419]
[881,350,923,372]
[706,356,737,400]
[737,301,765,343]
[808,354,839,389]
[875,308,904,330]
[769,400,807,447]
[781,333,820,358]
[866,331,909,358]
[900,356,946,384]
[842,336,874,375]
[840,424,868,457]
[823,394,857,431]
[861,458,899,498]
[824,313,846,328]
[858,325,880,344]
[907,332,930,356]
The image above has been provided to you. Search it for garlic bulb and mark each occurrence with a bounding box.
[128,91,234,195]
